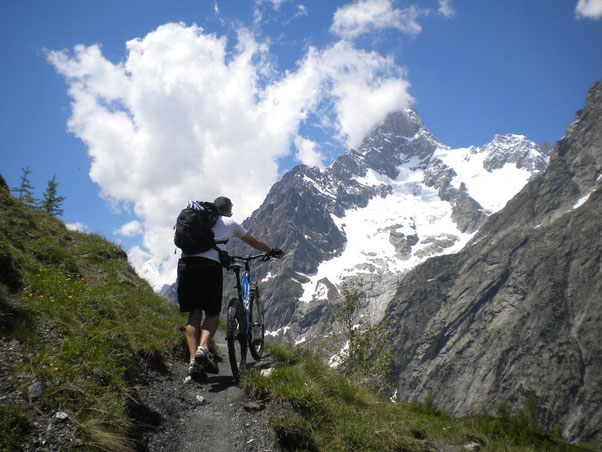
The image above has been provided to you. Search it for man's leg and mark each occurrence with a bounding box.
[196,313,220,373]
[195,263,222,373]
[199,313,219,348]
[186,309,203,363]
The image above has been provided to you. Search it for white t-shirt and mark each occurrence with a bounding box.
[182,215,247,263]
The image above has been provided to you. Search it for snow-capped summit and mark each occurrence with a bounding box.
[223,108,550,339]
[433,134,549,212]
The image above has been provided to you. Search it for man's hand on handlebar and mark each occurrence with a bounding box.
[263,248,285,260]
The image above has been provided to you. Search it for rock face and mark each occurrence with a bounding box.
[382,82,602,443]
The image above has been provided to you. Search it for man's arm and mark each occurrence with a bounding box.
[240,233,273,253]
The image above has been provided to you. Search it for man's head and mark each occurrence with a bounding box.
[214,196,233,216]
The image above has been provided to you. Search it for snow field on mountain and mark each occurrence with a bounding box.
[299,164,474,302]
[433,146,535,212]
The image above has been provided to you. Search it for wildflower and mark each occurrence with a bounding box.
[29,293,33,297]
[68,295,73,299]
[49,363,53,367]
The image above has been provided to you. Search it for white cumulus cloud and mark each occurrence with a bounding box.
[317,41,414,148]
[295,136,325,168]
[576,0,602,19]
[47,22,412,289]
[66,222,88,232]
[114,220,144,237]
[438,0,455,17]
[330,0,428,39]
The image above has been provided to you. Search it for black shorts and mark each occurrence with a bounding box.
[177,257,223,315]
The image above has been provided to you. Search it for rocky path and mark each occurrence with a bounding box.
[136,329,278,452]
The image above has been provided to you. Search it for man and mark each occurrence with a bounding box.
[177,196,284,376]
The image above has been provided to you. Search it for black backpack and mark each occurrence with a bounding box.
[174,201,223,254]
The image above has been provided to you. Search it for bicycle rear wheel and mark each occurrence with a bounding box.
[226,299,247,381]
[249,289,265,360]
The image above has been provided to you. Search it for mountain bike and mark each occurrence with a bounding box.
[226,253,271,381]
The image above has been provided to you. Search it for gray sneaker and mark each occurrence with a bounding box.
[195,346,219,374]
[188,360,204,376]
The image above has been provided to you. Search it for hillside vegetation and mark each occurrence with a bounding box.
[0,175,183,450]
[0,174,593,451]
[243,343,594,451]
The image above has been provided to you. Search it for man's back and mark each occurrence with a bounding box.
[185,215,247,262]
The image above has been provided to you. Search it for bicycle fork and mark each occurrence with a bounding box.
[236,271,252,342]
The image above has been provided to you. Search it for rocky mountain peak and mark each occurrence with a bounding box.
[361,108,425,142]
[211,104,551,343]
[480,133,549,172]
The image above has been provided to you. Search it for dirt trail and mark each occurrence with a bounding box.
[136,329,278,452]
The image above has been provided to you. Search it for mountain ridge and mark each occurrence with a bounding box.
[221,104,549,341]
[381,81,601,443]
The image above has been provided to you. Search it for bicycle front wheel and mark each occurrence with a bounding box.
[249,289,265,360]
[226,299,247,382]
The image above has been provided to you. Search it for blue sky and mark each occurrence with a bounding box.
[1,0,601,289]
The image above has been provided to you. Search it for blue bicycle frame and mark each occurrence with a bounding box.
[230,254,263,340]
[227,253,268,381]
[238,264,251,339]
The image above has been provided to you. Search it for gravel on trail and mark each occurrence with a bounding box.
[135,329,279,452]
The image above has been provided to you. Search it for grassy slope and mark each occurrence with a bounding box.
[0,179,594,451]
[0,181,184,450]
[244,344,594,451]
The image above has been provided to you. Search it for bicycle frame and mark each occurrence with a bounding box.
[230,254,264,340]
[226,253,271,381]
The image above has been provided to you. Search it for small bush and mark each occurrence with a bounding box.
[324,286,395,389]
[468,397,587,451]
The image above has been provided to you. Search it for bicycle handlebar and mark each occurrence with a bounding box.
[229,253,273,265]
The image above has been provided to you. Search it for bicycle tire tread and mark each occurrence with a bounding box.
[226,302,247,382]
